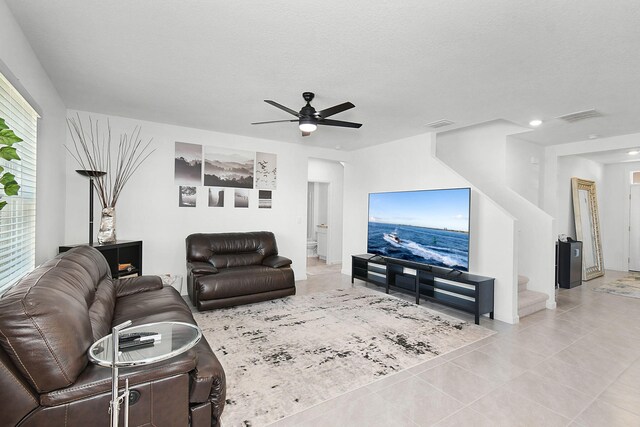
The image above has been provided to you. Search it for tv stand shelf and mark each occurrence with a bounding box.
[351,254,494,325]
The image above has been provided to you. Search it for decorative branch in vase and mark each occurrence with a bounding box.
[66,114,155,244]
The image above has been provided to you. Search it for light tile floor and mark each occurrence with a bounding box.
[266,269,640,426]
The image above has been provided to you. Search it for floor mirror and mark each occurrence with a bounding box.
[571,177,604,280]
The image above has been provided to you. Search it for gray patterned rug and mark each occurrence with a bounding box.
[193,286,494,427]
[594,274,640,298]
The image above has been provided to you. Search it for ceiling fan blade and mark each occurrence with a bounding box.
[317,102,355,118]
[318,118,362,128]
[251,119,298,125]
[302,131,311,137]
[264,100,300,117]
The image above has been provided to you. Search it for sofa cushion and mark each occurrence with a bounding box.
[210,252,264,269]
[0,346,38,427]
[88,279,116,341]
[113,286,194,326]
[197,265,295,300]
[115,275,163,297]
[186,231,279,268]
[0,246,111,393]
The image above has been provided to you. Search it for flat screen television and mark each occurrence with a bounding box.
[367,188,471,271]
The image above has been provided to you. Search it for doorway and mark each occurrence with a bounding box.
[307,181,329,263]
[629,185,640,271]
[307,158,344,275]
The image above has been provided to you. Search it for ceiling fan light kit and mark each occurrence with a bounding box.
[299,117,317,133]
[252,92,362,137]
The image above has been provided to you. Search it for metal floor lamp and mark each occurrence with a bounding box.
[76,169,106,245]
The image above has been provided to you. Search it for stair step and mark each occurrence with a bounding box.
[518,275,529,292]
[518,289,548,318]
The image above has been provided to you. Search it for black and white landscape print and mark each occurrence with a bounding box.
[204,147,254,188]
[179,186,197,207]
[234,189,249,208]
[208,188,224,207]
[175,142,202,185]
[255,152,277,190]
[259,190,272,209]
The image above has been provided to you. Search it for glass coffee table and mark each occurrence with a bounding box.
[89,321,202,427]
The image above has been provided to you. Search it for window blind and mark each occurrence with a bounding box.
[0,72,38,292]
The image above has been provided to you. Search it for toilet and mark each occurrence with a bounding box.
[306,239,318,257]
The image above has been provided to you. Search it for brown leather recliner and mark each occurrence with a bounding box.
[0,246,226,427]
[186,231,296,311]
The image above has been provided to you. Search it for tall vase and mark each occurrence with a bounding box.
[97,206,116,244]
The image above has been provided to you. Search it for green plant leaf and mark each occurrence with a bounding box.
[0,129,22,146]
[0,118,7,131]
[0,146,20,161]
[0,165,3,174]
[4,181,19,196]
[0,172,15,185]
[0,201,6,210]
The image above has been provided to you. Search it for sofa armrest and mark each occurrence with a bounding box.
[41,348,198,406]
[187,261,219,275]
[262,255,292,268]
[189,339,226,423]
[115,275,163,298]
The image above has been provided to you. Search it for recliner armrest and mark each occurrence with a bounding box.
[41,348,198,406]
[188,262,219,275]
[115,275,163,298]
[262,255,292,268]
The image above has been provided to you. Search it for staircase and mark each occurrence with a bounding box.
[518,275,548,318]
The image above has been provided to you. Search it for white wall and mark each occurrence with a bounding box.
[308,158,344,264]
[506,136,544,206]
[437,121,556,308]
[64,110,347,286]
[555,156,604,239]
[342,133,518,324]
[0,0,67,264]
[436,120,527,190]
[542,132,640,221]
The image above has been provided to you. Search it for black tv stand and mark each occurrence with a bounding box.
[351,254,494,325]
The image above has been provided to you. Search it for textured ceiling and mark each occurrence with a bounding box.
[6,0,640,150]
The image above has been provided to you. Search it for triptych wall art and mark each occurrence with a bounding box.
[174,142,276,209]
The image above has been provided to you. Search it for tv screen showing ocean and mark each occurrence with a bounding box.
[367,222,469,271]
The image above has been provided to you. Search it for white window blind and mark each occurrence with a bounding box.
[0,72,38,292]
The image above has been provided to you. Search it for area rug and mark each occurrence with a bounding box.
[594,274,640,299]
[193,287,494,427]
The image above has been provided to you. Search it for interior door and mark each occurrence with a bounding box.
[629,185,640,271]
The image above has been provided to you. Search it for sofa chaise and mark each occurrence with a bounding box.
[0,245,226,427]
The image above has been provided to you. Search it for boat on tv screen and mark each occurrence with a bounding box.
[367,188,470,271]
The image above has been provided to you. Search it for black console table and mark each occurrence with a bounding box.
[352,254,494,325]
[59,241,143,278]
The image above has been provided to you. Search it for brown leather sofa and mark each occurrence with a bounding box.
[186,231,296,311]
[0,246,226,427]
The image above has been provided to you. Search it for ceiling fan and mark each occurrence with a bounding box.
[251,92,362,136]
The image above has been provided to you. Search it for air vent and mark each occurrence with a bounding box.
[556,109,603,123]
[425,119,454,129]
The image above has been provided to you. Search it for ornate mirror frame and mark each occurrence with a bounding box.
[571,177,605,280]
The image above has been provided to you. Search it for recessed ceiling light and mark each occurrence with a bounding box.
[335,145,341,150]
[628,150,639,155]
[529,119,542,127]
[588,134,600,139]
